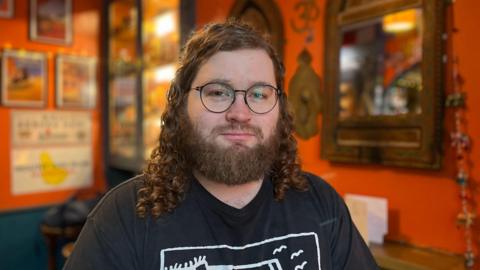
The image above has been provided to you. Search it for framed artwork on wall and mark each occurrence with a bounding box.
[0,0,14,18]
[1,49,47,107]
[56,55,97,109]
[30,0,72,45]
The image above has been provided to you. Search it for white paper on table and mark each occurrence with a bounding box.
[345,197,369,244]
[345,194,388,245]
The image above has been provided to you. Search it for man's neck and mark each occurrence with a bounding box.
[194,171,263,209]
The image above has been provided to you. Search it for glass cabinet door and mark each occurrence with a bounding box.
[107,0,192,171]
[142,0,180,160]
[108,0,140,170]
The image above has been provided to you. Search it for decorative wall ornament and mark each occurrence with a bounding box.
[288,49,322,139]
[290,0,320,43]
[448,58,476,269]
[229,0,285,59]
[289,0,322,139]
[446,26,477,269]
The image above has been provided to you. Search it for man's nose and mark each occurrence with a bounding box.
[225,93,251,123]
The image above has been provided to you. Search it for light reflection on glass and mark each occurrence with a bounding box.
[338,8,423,119]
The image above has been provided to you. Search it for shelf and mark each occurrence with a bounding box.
[371,241,464,270]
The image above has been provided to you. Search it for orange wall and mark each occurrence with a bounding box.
[0,0,105,211]
[197,0,480,254]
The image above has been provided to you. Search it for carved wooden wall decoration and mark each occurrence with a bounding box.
[229,0,284,59]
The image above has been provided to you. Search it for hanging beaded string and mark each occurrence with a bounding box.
[447,57,475,268]
[445,8,476,265]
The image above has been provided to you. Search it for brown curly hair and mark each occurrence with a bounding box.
[136,20,307,218]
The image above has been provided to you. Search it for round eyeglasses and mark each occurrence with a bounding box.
[193,82,281,114]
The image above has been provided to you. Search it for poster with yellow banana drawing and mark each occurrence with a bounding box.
[10,110,93,195]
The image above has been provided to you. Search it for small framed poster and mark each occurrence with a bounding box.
[0,0,14,18]
[30,0,72,45]
[56,55,97,108]
[1,49,47,107]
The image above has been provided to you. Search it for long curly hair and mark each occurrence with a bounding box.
[136,20,307,218]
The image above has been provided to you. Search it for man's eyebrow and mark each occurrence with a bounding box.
[201,78,232,85]
[201,79,276,88]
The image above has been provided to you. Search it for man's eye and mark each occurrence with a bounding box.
[252,92,266,99]
[203,84,233,99]
[205,89,229,97]
[248,88,269,101]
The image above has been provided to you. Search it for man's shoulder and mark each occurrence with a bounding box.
[88,175,144,218]
[284,171,343,209]
[301,171,338,196]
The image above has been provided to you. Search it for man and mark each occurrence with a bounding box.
[64,21,378,270]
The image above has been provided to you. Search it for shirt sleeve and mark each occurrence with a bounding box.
[330,193,379,270]
[63,179,143,270]
[306,173,379,270]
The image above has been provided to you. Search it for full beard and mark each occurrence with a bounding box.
[179,113,280,186]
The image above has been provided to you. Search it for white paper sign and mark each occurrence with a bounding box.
[12,147,93,195]
[11,111,93,195]
[345,198,369,244]
[345,194,388,245]
[11,110,91,146]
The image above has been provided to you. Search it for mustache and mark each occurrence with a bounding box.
[211,124,263,139]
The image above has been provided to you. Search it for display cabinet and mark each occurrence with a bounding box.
[106,0,194,171]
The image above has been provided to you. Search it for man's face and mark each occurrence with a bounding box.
[184,49,280,184]
[186,49,280,150]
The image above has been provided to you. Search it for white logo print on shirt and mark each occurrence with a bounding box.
[159,232,321,270]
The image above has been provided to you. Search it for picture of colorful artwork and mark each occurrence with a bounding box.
[56,55,97,108]
[30,0,72,44]
[1,50,47,107]
[0,0,14,18]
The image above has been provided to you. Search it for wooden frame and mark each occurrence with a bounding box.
[0,0,14,18]
[1,49,47,107]
[229,0,285,59]
[56,55,97,109]
[322,0,445,169]
[30,0,72,45]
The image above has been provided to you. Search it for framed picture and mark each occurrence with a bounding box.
[56,55,97,108]
[1,49,47,107]
[30,0,72,45]
[0,0,14,18]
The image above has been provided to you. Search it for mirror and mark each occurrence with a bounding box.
[322,0,445,169]
[339,8,422,119]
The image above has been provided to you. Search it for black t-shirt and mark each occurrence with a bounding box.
[63,172,378,270]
